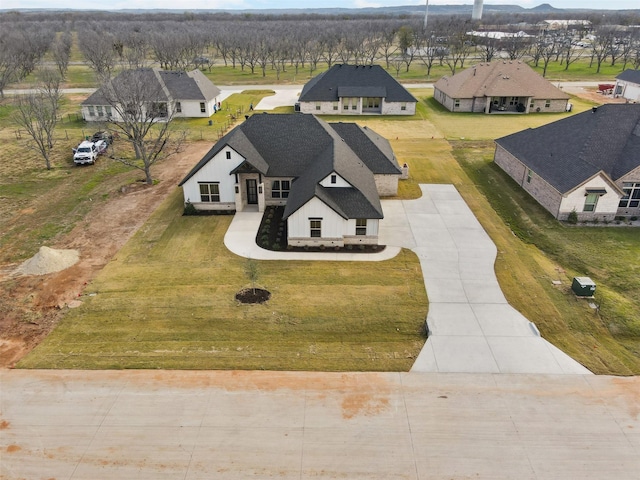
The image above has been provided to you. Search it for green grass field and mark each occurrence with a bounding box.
[6,81,640,374]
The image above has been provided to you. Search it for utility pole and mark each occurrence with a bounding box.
[423,0,429,31]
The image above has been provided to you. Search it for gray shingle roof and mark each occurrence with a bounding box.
[329,122,401,175]
[180,113,394,219]
[495,104,640,194]
[434,61,569,100]
[298,64,417,103]
[158,70,221,100]
[83,68,219,106]
[616,69,640,84]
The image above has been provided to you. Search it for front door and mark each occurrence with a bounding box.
[246,179,258,204]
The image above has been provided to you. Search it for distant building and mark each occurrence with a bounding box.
[614,69,640,103]
[298,64,417,116]
[433,61,569,114]
[82,68,221,122]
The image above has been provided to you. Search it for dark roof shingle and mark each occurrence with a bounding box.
[299,64,416,103]
[495,104,640,193]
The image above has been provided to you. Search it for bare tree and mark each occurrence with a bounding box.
[78,29,117,79]
[415,30,441,78]
[445,28,473,75]
[591,26,617,73]
[12,70,62,170]
[0,27,53,98]
[51,31,72,79]
[99,69,186,185]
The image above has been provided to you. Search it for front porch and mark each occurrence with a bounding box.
[486,96,531,114]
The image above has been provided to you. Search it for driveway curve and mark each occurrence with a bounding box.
[384,184,590,374]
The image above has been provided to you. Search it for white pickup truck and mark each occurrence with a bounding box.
[73,140,107,165]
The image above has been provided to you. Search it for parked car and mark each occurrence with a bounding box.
[91,131,113,144]
[73,140,99,165]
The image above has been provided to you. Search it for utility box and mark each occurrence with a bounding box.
[572,277,596,297]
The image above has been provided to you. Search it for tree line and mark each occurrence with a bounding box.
[2,9,639,176]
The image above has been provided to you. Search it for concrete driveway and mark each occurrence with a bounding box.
[383,185,591,375]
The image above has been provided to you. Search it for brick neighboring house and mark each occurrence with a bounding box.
[434,61,570,114]
[494,104,640,222]
[179,113,403,247]
[297,64,417,115]
[614,69,640,103]
[81,68,221,122]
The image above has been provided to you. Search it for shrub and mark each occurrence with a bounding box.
[567,209,578,225]
[183,201,198,216]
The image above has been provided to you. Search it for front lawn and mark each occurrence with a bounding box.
[18,189,428,371]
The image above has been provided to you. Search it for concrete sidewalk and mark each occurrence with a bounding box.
[1,369,638,479]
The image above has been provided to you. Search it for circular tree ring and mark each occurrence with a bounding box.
[235,288,271,304]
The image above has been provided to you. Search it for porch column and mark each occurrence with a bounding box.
[234,183,243,212]
[485,97,492,114]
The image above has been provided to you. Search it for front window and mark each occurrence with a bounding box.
[150,102,168,118]
[176,102,182,113]
[333,102,338,111]
[310,218,322,238]
[401,102,407,111]
[200,102,206,113]
[105,106,112,118]
[454,99,460,108]
[619,183,640,208]
[527,169,532,184]
[363,97,380,109]
[545,99,551,108]
[316,102,321,111]
[356,219,367,235]
[199,183,220,202]
[88,106,95,117]
[97,106,104,117]
[584,193,599,212]
[271,180,290,199]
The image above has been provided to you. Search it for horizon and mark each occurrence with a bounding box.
[2,1,640,12]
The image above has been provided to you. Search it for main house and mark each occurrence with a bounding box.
[434,61,570,114]
[614,69,640,103]
[494,104,640,222]
[179,113,403,247]
[297,64,417,116]
[82,68,221,122]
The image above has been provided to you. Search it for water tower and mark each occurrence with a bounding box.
[472,0,483,20]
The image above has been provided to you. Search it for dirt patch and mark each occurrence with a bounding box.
[566,87,629,105]
[235,288,271,304]
[0,142,212,368]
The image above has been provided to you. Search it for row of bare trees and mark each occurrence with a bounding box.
[3,10,640,178]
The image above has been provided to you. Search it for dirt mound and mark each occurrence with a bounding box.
[15,246,80,276]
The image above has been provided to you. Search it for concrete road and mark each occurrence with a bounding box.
[1,369,639,479]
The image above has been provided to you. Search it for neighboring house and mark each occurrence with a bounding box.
[614,69,640,103]
[297,64,417,116]
[433,61,570,114]
[494,104,640,222]
[179,113,403,247]
[82,68,221,122]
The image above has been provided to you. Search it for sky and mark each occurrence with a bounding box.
[1,0,638,11]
